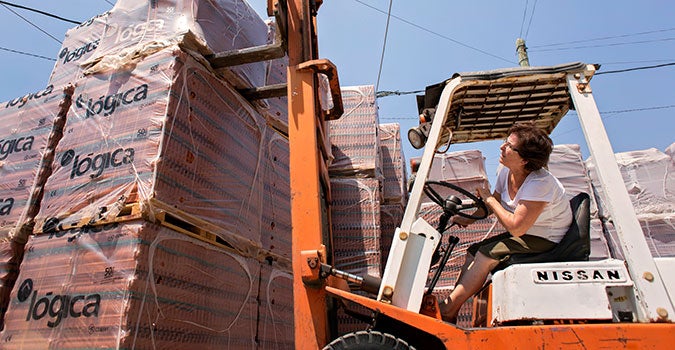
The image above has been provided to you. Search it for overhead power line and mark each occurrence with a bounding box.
[530,37,675,52]
[0,46,55,61]
[1,2,62,43]
[519,0,529,38]
[375,0,393,92]
[530,27,675,48]
[524,0,537,39]
[353,0,515,65]
[596,62,675,75]
[0,1,80,24]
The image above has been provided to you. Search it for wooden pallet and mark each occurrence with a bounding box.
[34,198,291,272]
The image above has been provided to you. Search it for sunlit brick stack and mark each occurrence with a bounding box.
[327,85,383,335]
[0,1,294,348]
[548,144,610,260]
[587,147,675,260]
[409,150,495,327]
[0,84,74,328]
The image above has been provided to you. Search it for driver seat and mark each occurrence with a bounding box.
[493,192,591,272]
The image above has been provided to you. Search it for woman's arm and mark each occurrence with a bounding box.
[483,193,546,236]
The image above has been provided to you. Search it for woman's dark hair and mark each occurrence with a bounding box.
[508,121,553,172]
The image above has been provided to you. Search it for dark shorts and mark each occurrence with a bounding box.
[467,232,557,261]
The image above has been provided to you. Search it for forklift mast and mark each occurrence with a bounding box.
[277,0,343,348]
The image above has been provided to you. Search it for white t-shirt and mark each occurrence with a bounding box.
[494,167,573,243]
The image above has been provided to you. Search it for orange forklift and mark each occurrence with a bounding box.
[251,0,675,348]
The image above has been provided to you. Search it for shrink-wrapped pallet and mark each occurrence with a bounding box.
[379,204,403,274]
[548,144,599,217]
[34,47,290,253]
[0,220,286,349]
[412,150,490,204]
[604,214,675,259]
[328,86,382,179]
[420,203,503,287]
[666,142,675,163]
[379,123,408,206]
[48,12,109,87]
[587,148,675,219]
[420,202,502,327]
[0,85,73,242]
[0,240,24,330]
[330,178,381,278]
[84,0,268,89]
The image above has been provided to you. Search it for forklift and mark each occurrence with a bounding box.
[230,1,674,348]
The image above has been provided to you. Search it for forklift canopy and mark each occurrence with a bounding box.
[416,62,598,144]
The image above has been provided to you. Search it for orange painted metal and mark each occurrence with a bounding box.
[285,0,340,348]
[327,286,675,349]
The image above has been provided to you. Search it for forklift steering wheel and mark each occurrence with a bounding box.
[423,180,489,220]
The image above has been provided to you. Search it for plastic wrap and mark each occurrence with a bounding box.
[0,239,24,329]
[0,219,295,349]
[420,150,490,204]
[83,0,268,89]
[548,144,599,217]
[666,142,675,162]
[604,214,675,259]
[589,218,610,260]
[420,202,503,288]
[379,204,403,275]
[328,86,382,179]
[587,147,675,219]
[330,178,382,278]
[48,12,109,87]
[379,123,408,206]
[34,47,290,254]
[0,85,73,242]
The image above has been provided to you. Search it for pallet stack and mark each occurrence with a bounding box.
[410,150,497,327]
[327,85,383,334]
[587,147,675,259]
[0,1,294,348]
[548,144,610,260]
[0,84,73,329]
[378,123,408,271]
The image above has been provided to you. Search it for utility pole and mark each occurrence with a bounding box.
[516,38,530,67]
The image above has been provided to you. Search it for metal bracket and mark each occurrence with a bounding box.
[297,59,344,120]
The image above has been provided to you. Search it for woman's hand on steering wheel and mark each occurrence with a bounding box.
[423,180,489,221]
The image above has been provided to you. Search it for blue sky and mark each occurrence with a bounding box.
[1,0,673,185]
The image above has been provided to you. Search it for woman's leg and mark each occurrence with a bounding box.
[440,252,499,322]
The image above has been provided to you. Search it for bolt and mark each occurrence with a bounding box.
[657,308,669,319]
[574,73,581,79]
[399,232,408,241]
[382,286,394,298]
[643,272,654,282]
[307,258,318,269]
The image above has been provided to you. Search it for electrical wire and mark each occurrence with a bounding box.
[524,0,537,39]
[0,45,55,61]
[1,3,62,43]
[530,37,675,52]
[530,27,675,48]
[353,0,515,65]
[596,62,675,75]
[375,0,393,92]
[0,1,79,24]
[519,0,528,39]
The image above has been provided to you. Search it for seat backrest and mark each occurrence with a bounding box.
[494,192,591,271]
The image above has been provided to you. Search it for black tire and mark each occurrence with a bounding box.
[322,331,415,350]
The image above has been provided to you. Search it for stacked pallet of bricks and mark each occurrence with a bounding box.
[411,150,498,327]
[0,1,295,348]
[327,85,383,334]
[0,83,73,329]
[548,144,610,260]
[587,147,675,259]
